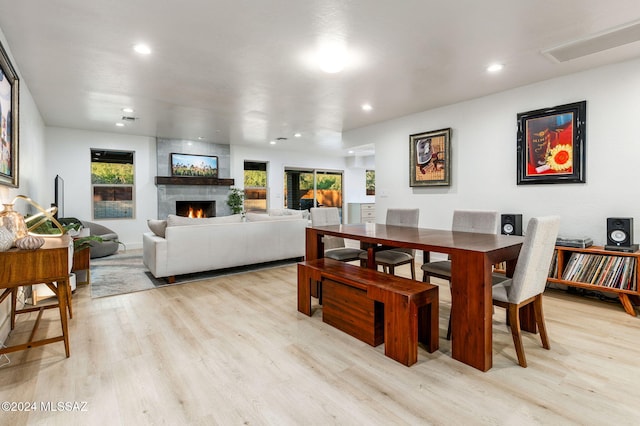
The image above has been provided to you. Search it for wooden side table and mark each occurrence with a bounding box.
[0,236,72,357]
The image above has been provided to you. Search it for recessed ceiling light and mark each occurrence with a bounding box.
[270,140,276,145]
[362,104,373,111]
[318,44,348,73]
[115,122,125,127]
[348,150,354,154]
[487,63,504,73]
[294,133,302,138]
[122,107,134,113]
[133,43,152,55]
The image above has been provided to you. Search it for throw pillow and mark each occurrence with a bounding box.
[166,214,242,227]
[147,219,167,237]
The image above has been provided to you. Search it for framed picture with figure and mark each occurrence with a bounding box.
[409,128,451,187]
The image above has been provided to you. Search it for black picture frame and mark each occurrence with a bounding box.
[170,153,219,178]
[0,39,19,187]
[517,101,586,185]
[409,128,451,187]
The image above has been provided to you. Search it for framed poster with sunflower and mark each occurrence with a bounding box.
[516,101,586,184]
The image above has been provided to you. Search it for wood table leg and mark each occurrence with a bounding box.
[57,278,71,357]
[450,251,493,372]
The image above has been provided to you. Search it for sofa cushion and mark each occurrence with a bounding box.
[166,214,242,227]
[147,219,167,237]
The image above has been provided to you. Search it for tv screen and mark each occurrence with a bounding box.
[54,174,64,218]
[170,153,218,178]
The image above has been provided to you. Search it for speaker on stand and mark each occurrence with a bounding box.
[501,214,523,236]
[605,217,639,252]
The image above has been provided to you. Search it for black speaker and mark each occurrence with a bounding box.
[501,214,522,236]
[605,217,638,252]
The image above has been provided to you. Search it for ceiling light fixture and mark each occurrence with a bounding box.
[487,63,504,73]
[122,107,134,113]
[133,43,152,55]
[115,122,125,127]
[362,104,373,111]
[318,44,348,73]
[270,141,276,145]
[294,133,302,138]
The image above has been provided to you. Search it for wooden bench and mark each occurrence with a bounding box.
[298,258,439,366]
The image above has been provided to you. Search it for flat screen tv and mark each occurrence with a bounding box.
[170,153,218,178]
[54,174,64,218]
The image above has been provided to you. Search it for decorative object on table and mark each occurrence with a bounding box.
[0,202,29,242]
[0,225,13,251]
[0,38,20,188]
[11,195,66,236]
[409,128,451,187]
[226,187,245,214]
[15,235,45,250]
[516,100,586,184]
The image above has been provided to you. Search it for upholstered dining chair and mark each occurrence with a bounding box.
[421,209,500,339]
[359,208,420,279]
[492,215,561,367]
[310,207,366,262]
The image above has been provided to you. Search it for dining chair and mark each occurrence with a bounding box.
[359,208,420,279]
[492,215,561,367]
[421,209,499,339]
[310,207,366,262]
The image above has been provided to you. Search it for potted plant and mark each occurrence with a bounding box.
[227,187,245,215]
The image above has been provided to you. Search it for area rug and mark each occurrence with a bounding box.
[90,249,299,298]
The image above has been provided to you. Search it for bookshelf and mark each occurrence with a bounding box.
[547,245,640,316]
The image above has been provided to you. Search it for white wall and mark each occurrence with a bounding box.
[0,28,47,343]
[44,127,157,250]
[230,146,374,222]
[343,58,640,246]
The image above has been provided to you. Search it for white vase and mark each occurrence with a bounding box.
[0,226,13,251]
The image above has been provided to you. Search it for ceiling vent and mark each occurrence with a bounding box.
[543,20,640,63]
[121,116,138,122]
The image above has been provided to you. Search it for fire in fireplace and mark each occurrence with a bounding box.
[175,201,216,218]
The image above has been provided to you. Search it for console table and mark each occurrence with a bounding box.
[0,236,72,357]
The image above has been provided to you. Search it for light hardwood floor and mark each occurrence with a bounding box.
[1,263,639,425]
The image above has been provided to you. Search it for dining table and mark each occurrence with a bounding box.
[305,223,526,372]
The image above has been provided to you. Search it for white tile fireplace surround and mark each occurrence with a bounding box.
[155,138,233,219]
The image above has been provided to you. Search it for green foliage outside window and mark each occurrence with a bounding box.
[244,170,267,187]
[91,163,134,184]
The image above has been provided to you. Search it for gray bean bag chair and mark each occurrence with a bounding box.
[79,220,120,258]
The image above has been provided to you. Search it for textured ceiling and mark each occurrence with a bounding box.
[1,0,640,155]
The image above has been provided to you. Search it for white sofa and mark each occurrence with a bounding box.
[143,212,307,281]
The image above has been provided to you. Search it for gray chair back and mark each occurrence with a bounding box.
[310,207,344,250]
[452,210,499,234]
[386,208,419,227]
[386,208,419,255]
[507,216,561,303]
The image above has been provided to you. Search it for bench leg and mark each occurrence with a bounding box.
[418,298,439,353]
[382,294,419,366]
[297,264,312,316]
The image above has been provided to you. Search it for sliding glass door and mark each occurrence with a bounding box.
[284,168,343,219]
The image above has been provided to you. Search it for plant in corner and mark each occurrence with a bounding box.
[227,187,245,214]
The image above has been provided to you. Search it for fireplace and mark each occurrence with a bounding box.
[176,201,216,218]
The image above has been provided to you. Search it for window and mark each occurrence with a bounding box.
[91,149,135,219]
[244,161,268,212]
[366,169,375,195]
[284,168,343,218]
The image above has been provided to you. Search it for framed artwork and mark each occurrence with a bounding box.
[0,39,19,187]
[366,169,375,195]
[170,153,218,178]
[517,101,586,184]
[409,128,451,187]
